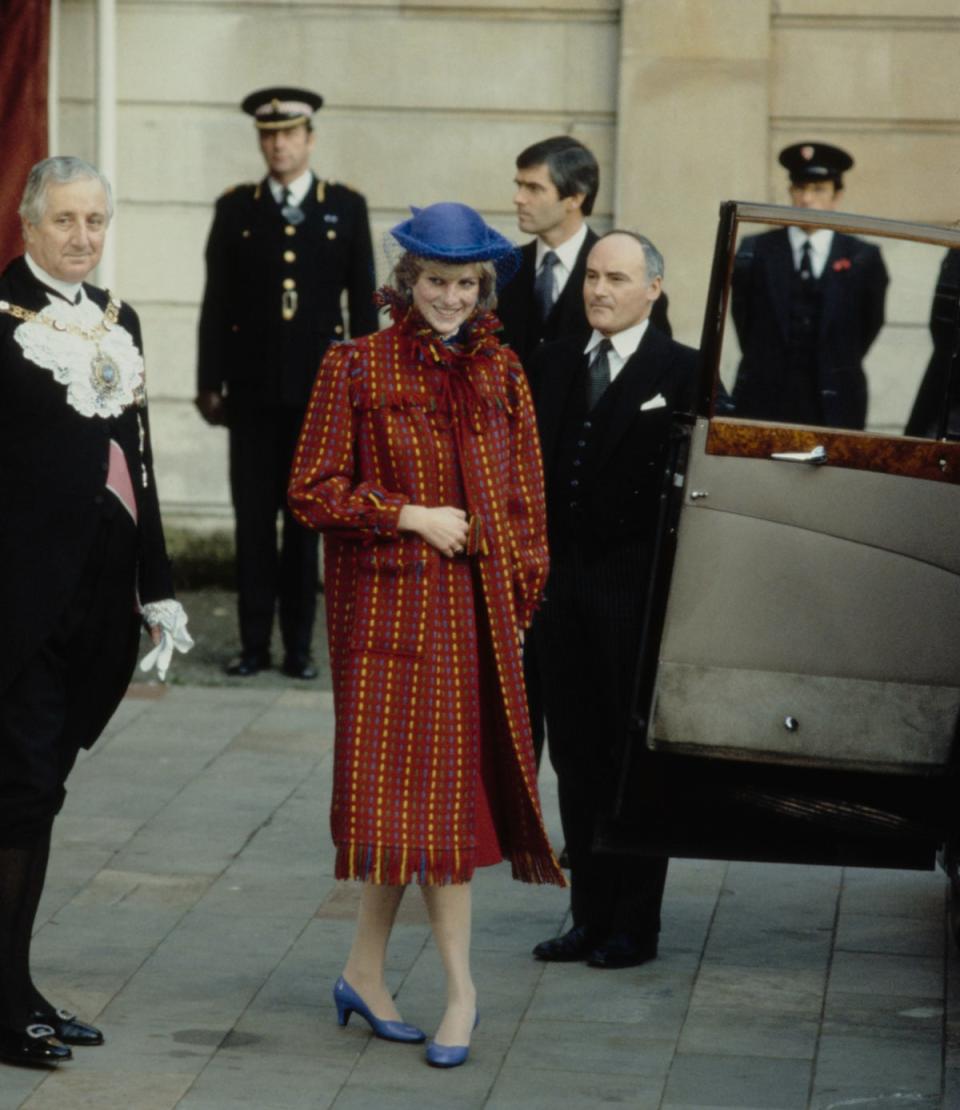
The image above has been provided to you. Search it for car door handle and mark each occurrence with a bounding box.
[770,445,828,465]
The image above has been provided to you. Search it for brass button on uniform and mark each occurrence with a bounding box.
[241,229,251,238]
[284,225,296,237]
[283,278,296,290]
[283,250,296,263]
[326,229,337,240]
[334,325,344,335]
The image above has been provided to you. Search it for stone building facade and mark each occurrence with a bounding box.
[56,0,960,526]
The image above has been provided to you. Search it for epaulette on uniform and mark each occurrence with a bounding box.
[220,182,256,197]
[324,179,362,195]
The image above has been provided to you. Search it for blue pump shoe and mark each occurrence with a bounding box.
[425,1011,479,1068]
[333,976,426,1044]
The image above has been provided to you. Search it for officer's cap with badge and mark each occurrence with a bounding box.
[779,142,854,188]
[241,87,324,132]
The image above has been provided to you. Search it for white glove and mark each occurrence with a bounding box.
[139,599,194,681]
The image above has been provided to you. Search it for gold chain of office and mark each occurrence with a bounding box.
[0,293,138,406]
[0,293,121,340]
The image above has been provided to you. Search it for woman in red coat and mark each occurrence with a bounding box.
[289,203,563,1068]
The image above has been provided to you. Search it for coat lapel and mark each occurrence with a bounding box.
[546,227,595,332]
[516,241,537,310]
[818,231,852,338]
[537,341,585,470]
[254,175,286,228]
[6,256,66,312]
[591,326,674,476]
[765,228,794,342]
[299,172,319,217]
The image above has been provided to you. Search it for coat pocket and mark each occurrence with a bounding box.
[348,543,432,657]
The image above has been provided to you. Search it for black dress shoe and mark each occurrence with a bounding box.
[226,652,271,677]
[532,924,593,962]
[586,933,658,969]
[281,655,318,680]
[0,1023,72,1067]
[33,1009,103,1047]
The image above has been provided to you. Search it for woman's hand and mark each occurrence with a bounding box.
[399,504,469,558]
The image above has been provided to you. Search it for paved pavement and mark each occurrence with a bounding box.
[3,675,958,1109]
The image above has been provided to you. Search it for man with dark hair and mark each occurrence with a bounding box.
[528,230,697,969]
[731,141,888,429]
[196,86,379,679]
[498,136,669,369]
[498,137,671,764]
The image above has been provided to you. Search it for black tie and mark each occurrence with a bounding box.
[586,339,613,409]
[281,188,304,226]
[799,240,813,280]
[534,250,559,321]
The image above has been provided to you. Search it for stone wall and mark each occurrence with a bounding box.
[56,0,960,524]
[58,0,619,525]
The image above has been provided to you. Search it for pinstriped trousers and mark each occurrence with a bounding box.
[535,537,668,941]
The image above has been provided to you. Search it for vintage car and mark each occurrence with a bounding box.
[601,201,960,939]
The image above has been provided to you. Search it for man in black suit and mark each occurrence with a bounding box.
[529,231,698,969]
[498,138,672,765]
[498,136,670,370]
[196,86,378,678]
[731,142,888,429]
[0,156,190,1066]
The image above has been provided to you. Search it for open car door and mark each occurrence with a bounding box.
[604,202,960,881]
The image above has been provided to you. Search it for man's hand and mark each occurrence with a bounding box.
[398,505,469,558]
[194,389,227,426]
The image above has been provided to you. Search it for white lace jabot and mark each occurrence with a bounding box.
[9,295,145,419]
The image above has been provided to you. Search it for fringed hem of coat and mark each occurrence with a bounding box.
[335,842,566,887]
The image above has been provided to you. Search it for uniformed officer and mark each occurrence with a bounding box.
[195,86,379,677]
[731,142,888,430]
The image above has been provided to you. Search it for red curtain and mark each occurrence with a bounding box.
[0,0,50,270]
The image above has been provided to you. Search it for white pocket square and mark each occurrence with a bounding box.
[640,393,667,411]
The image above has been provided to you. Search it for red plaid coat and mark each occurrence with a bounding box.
[289,297,564,886]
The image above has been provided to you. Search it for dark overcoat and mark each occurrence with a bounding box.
[530,325,698,550]
[905,248,960,438]
[731,227,888,429]
[0,256,172,701]
[288,298,564,887]
[528,323,698,937]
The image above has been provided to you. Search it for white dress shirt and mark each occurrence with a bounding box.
[583,318,651,383]
[25,252,84,305]
[535,222,588,304]
[268,170,313,206]
[787,225,834,279]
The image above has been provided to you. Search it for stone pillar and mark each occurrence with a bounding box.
[614,0,771,345]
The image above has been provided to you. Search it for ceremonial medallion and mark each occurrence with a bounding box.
[91,350,121,400]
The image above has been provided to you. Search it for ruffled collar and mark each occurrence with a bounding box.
[374,286,503,370]
[374,287,506,432]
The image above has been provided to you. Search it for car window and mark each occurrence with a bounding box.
[715,214,959,441]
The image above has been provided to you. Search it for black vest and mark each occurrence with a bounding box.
[783,252,824,424]
[549,361,625,544]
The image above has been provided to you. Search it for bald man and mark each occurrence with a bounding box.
[527,231,698,969]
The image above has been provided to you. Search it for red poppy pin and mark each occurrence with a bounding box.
[832,258,852,272]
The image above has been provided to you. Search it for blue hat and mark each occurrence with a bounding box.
[389,203,519,285]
